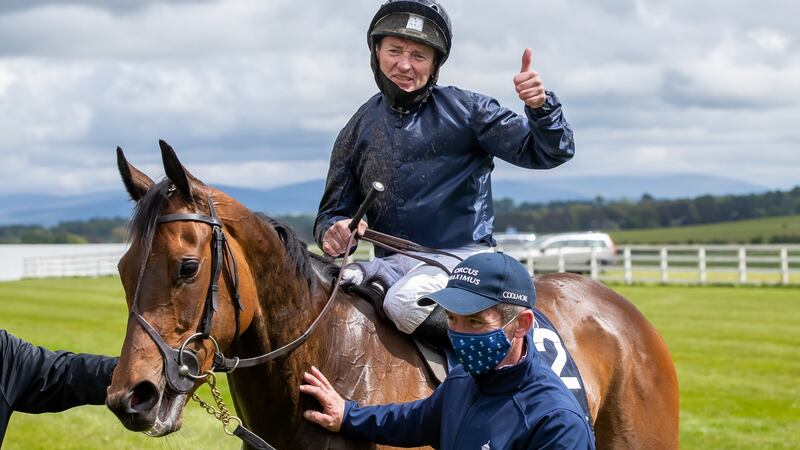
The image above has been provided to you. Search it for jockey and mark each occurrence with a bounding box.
[300,253,595,449]
[314,0,574,344]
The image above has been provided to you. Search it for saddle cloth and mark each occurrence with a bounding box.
[532,308,592,425]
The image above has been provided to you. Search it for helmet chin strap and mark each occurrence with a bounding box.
[377,72,432,112]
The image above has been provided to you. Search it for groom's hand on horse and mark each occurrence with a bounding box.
[322,219,368,257]
[300,366,345,432]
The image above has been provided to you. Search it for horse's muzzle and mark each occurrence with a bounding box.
[107,380,161,432]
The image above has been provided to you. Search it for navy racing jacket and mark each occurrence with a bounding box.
[339,332,595,449]
[314,86,574,254]
[0,330,117,444]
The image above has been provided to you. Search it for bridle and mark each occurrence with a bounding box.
[129,191,243,394]
[128,189,352,450]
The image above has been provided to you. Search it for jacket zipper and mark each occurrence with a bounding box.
[451,391,481,449]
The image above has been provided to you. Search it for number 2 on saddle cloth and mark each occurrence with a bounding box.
[533,310,593,428]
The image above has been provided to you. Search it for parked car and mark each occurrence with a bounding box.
[494,232,537,252]
[504,232,617,272]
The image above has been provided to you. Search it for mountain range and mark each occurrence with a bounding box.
[0,174,770,226]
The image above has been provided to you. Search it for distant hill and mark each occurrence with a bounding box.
[0,182,325,226]
[0,174,769,226]
[0,191,128,226]
[492,174,767,204]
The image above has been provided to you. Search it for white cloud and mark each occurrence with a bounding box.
[0,0,798,199]
[0,66,15,94]
[190,160,331,190]
[749,29,790,53]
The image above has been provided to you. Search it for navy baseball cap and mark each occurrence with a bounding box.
[418,252,535,315]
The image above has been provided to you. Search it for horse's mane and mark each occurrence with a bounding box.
[255,213,319,287]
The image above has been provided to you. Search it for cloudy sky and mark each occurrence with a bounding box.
[0,0,796,196]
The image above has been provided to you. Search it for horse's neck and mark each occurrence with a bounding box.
[223,214,435,447]
[225,214,341,379]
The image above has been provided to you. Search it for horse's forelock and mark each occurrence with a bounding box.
[128,179,199,244]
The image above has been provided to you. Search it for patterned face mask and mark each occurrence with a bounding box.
[447,315,519,376]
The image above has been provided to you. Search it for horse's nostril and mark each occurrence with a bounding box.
[129,380,160,413]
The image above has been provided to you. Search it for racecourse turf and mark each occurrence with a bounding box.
[613,284,800,449]
[0,276,239,450]
[1,277,798,449]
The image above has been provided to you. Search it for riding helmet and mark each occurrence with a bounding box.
[367,0,452,65]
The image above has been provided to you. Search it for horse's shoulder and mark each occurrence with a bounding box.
[532,273,631,356]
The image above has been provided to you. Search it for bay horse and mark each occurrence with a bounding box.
[106,141,679,449]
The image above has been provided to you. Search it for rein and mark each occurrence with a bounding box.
[361,228,463,273]
[212,236,355,370]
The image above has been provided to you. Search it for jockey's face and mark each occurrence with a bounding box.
[376,36,435,92]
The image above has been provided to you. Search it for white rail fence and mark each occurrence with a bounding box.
[22,252,125,279]
[520,244,800,286]
[10,244,800,286]
[0,244,128,281]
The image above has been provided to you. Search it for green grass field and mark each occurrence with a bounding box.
[612,284,800,449]
[1,277,798,449]
[609,214,800,244]
[0,276,239,450]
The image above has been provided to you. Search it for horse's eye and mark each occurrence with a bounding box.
[180,260,200,279]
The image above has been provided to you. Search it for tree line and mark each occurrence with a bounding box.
[494,186,800,235]
[0,218,129,244]
[2,186,798,244]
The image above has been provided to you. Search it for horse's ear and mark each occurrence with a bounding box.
[117,146,154,202]
[159,139,194,203]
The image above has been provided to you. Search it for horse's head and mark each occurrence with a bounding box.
[107,141,258,435]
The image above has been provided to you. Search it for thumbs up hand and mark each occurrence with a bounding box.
[513,48,547,109]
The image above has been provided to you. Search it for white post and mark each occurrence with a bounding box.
[557,247,566,273]
[624,247,632,285]
[660,247,669,284]
[590,247,599,280]
[698,247,707,286]
[738,247,747,284]
[527,248,535,276]
[780,247,789,286]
